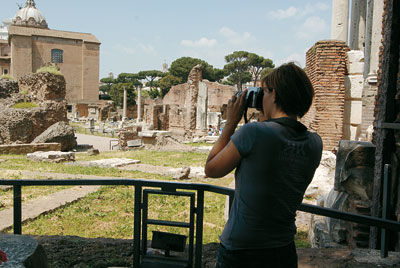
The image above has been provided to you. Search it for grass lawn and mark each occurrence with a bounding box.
[0,150,310,247]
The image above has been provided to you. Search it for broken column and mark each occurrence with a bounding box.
[137,86,142,122]
[184,64,202,139]
[195,81,208,135]
[349,0,367,50]
[366,0,384,83]
[123,86,127,121]
[331,0,350,43]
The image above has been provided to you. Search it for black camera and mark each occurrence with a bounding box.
[235,86,264,110]
[235,87,264,123]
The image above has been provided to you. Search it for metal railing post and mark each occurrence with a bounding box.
[195,190,204,268]
[13,185,22,235]
[133,184,142,268]
[381,164,391,258]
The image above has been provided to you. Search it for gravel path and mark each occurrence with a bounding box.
[75,133,118,152]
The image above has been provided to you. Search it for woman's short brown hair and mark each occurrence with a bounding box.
[261,62,314,118]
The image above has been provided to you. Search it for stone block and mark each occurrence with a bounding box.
[127,139,142,147]
[345,75,363,99]
[87,148,100,156]
[32,122,76,151]
[88,158,140,168]
[343,124,360,140]
[0,234,49,268]
[344,100,362,125]
[334,140,376,194]
[346,50,364,74]
[27,151,75,163]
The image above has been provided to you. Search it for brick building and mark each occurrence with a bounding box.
[1,0,100,107]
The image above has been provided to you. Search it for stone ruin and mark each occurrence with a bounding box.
[115,64,238,149]
[142,64,237,140]
[0,72,76,152]
[310,140,375,249]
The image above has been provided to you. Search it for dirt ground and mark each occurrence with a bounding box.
[34,235,400,268]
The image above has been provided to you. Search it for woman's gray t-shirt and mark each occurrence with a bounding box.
[220,117,322,250]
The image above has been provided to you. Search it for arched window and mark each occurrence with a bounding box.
[51,49,63,63]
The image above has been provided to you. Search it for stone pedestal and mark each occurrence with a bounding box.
[0,234,49,268]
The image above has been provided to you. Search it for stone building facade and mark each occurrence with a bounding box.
[1,0,100,108]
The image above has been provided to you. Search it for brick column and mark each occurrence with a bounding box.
[303,40,350,151]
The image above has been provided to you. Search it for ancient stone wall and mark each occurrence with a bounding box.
[0,72,67,144]
[184,65,202,137]
[163,80,235,112]
[118,126,142,148]
[19,72,66,101]
[0,78,18,99]
[303,40,350,151]
[0,143,61,154]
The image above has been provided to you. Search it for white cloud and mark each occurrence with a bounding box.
[268,2,329,20]
[276,53,305,67]
[180,37,217,48]
[219,27,252,45]
[295,16,328,40]
[268,7,298,19]
[138,43,157,56]
[114,44,136,55]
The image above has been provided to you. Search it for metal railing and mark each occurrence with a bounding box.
[1,177,400,267]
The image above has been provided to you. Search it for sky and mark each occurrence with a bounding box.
[0,0,333,79]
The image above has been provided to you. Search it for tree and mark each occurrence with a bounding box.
[138,70,166,91]
[223,51,252,90]
[260,67,275,80]
[169,57,222,83]
[108,73,142,107]
[99,77,115,95]
[248,53,275,86]
[159,74,182,97]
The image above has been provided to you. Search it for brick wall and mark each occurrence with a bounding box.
[303,40,350,151]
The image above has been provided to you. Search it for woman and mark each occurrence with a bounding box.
[205,62,323,268]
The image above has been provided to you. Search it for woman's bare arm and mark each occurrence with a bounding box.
[204,90,247,178]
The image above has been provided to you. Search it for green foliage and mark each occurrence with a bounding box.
[36,66,63,76]
[20,88,29,96]
[260,67,275,80]
[169,57,222,83]
[109,83,137,107]
[223,51,274,89]
[102,73,143,106]
[12,102,38,109]
[0,75,16,80]
[248,53,274,86]
[148,88,160,99]
[158,74,182,97]
[223,51,252,90]
[138,70,165,88]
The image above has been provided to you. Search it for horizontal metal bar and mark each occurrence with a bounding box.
[146,219,190,228]
[144,189,195,197]
[299,203,400,232]
[377,122,400,130]
[2,179,400,232]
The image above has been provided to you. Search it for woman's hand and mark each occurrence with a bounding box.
[226,90,248,127]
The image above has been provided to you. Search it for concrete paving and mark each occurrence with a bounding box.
[75,133,118,152]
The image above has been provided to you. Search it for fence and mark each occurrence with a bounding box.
[2,177,400,267]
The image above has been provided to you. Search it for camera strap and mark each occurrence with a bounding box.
[243,106,249,124]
